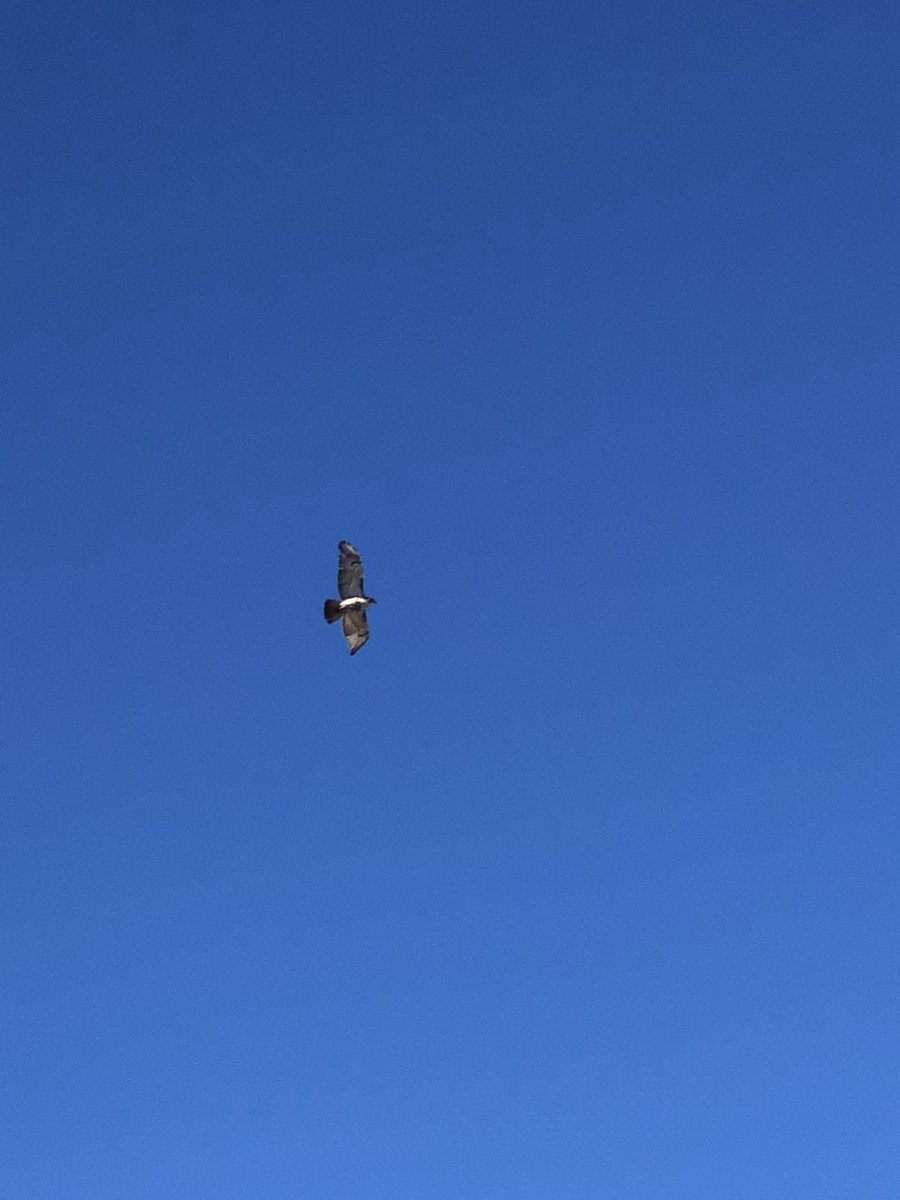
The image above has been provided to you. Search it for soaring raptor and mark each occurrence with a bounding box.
[323,540,376,655]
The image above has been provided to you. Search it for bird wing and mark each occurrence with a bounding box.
[341,607,370,655]
[337,540,365,599]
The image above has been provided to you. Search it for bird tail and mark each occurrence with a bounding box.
[323,599,342,624]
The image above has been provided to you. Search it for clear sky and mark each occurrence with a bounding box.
[4,2,900,1196]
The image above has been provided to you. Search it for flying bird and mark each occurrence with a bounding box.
[323,540,377,655]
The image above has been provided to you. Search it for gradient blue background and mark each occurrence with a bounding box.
[4,2,900,1196]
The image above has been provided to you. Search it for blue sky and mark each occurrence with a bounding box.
[4,1,900,1196]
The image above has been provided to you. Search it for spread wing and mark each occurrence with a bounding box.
[337,540,365,599]
[342,607,369,655]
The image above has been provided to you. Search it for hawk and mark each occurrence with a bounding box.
[323,540,377,655]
